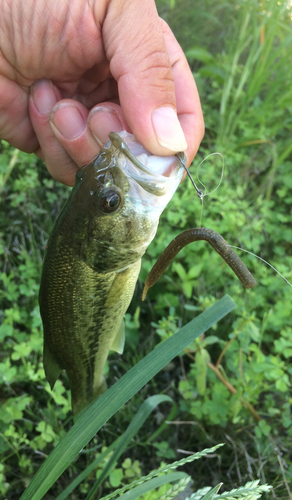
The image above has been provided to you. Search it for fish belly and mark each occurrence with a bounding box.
[39,245,141,414]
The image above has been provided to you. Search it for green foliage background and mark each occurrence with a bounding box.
[0,0,292,498]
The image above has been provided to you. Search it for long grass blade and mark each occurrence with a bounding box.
[85,395,174,500]
[20,295,236,500]
[114,472,189,500]
[100,444,224,500]
[201,484,222,500]
[55,395,174,500]
[55,437,120,500]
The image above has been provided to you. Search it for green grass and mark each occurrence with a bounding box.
[0,0,292,498]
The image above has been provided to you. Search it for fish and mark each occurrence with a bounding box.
[39,131,185,414]
[142,227,256,300]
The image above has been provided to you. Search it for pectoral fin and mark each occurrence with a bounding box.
[110,320,125,354]
[43,342,62,389]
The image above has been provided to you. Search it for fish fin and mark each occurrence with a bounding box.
[43,342,62,389]
[110,320,125,354]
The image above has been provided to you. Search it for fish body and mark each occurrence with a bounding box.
[39,132,184,414]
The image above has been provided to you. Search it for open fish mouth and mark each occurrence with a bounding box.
[106,131,185,200]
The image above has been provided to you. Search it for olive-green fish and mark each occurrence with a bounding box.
[39,132,184,414]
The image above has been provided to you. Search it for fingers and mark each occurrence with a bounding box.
[27,0,204,186]
[102,0,185,155]
[87,103,129,147]
[101,0,204,163]
[0,74,39,152]
[29,79,128,186]
[29,80,77,186]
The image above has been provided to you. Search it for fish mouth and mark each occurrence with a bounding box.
[107,131,185,197]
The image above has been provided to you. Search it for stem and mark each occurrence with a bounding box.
[207,363,262,421]
[216,334,237,368]
[184,351,262,422]
[0,148,19,193]
[241,401,261,422]
[207,362,237,394]
[239,348,243,379]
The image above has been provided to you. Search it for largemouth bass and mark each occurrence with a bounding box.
[39,132,184,414]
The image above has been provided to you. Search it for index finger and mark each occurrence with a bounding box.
[161,19,205,167]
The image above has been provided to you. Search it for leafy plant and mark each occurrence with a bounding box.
[1,0,292,498]
[19,296,235,499]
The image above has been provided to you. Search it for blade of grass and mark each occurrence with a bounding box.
[100,444,224,500]
[20,294,236,500]
[201,484,222,500]
[56,395,174,500]
[0,148,19,194]
[145,401,177,444]
[113,472,189,500]
[85,395,174,500]
[220,10,251,117]
[218,1,292,143]
[54,438,120,500]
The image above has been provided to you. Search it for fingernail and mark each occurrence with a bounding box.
[88,107,123,147]
[50,104,86,139]
[31,79,58,116]
[152,107,187,152]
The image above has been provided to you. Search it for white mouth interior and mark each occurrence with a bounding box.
[110,131,184,217]
[118,130,183,177]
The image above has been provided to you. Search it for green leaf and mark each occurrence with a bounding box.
[89,445,224,500]
[0,323,13,340]
[211,479,272,498]
[203,336,221,347]
[20,295,235,500]
[196,350,208,395]
[185,47,214,64]
[85,395,174,500]
[201,484,222,499]
[56,395,173,500]
[153,441,176,459]
[115,472,189,500]
[55,440,121,500]
[275,379,288,392]
[109,468,123,488]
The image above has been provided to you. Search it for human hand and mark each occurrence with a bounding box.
[0,0,204,185]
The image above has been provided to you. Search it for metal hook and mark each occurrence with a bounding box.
[176,155,203,199]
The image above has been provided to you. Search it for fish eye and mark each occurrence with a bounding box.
[100,189,123,213]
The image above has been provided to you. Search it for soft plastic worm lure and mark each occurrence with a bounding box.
[142,227,256,300]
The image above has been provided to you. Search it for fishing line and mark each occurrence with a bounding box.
[197,152,225,198]
[177,152,225,227]
[197,152,224,227]
[230,246,292,288]
[177,154,291,289]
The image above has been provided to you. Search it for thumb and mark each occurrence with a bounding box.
[101,0,188,156]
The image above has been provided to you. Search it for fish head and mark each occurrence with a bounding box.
[71,131,185,272]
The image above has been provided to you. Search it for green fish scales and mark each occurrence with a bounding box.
[39,132,184,414]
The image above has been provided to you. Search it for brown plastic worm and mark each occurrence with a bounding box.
[142,227,256,300]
